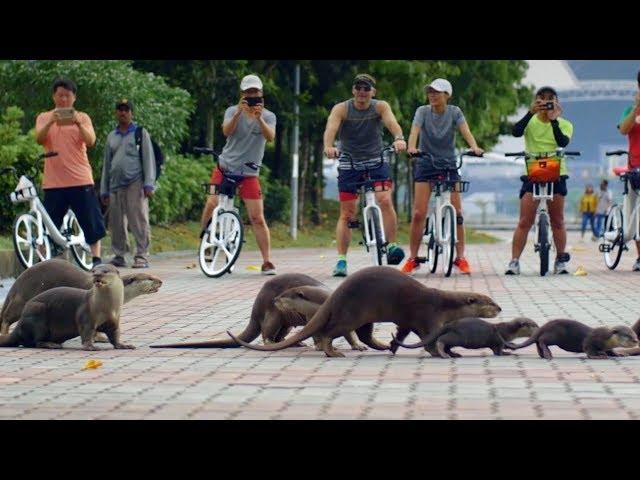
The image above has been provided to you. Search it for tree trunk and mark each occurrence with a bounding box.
[274,122,284,179]
[298,131,310,228]
[206,109,214,149]
[311,138,324,225]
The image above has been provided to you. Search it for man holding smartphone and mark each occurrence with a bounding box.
[505,86,574,275]
[200,74,277,275]
[35,77,105,267]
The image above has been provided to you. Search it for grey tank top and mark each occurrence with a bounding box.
[338,99,383,169]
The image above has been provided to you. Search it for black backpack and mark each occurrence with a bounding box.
[134,126,164,180]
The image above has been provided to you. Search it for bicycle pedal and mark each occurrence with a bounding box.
[415,256,427,264]
[348,220,361,229]
[599,244,611,253]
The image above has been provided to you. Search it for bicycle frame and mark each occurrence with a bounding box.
[12,174,88,249]
[531,181,554,249]
[426,182,457,246]
[361,186,386,250]
[621,183,640,243]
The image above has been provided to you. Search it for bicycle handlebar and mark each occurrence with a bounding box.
[504,150,581,158]
[194,147,259,172]
[40,151,58,159]
[408,150,468,170]
[339,145,395,172]
[606,150,628,156]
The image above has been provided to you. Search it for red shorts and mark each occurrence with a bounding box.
[339,180,393,202]
[210,167,262,200]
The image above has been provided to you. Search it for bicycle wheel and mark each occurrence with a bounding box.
[425,214,438,273]
[199,210,244,278]
[538,213,550,276]
[366,210,384,266]
[441,207,456,277]
[603,205,624,270]
[64,210,93,271]
[13,213,50,269]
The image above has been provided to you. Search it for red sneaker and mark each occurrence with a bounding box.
[453,257,471,274]
[401,257,420,275]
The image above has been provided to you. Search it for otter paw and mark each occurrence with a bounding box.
[93,333,110,343]
[293,342,308,348]
[351,343,368,351]
[82,344,100,351]
[114,343,136,350]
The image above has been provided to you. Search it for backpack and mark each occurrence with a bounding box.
[134,126,164,180]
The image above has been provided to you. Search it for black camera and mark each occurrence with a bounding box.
[542,101,554,110]
[245,96,263,107]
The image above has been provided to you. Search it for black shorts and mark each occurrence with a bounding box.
[413,161,461,183]
[43,185,106,245]
[519,176,568,199]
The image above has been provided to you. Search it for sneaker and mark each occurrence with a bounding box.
[453,257,471,274]
[633,258,640,272]
[132,257,149,269]
[261,261,277,275]
[553,252,571,274]
[386,245,405,265]
[400,257,420,275]
[505,259,520,275]
[92,257,103,268]
[333,260,347,277]
[108,256,127,268]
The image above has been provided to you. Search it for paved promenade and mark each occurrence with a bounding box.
[1,231,640,420]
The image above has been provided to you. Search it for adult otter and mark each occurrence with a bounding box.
[273,286,366,351]
[0,259,162,335]
[151,273,340,348]
[507,319,638,359]
[617,318,640,356]
[228,266,502,357]
[0,264,133,350]
[391,317,539,357]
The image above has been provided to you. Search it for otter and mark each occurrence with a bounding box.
[0,259,162,335]
[227,266,502,357]
[391,317,539,357]
[0,264,133,350]
[506,319,638,359]
[151,273,344,349]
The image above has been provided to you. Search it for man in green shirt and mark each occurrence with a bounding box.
[505,86,574,275]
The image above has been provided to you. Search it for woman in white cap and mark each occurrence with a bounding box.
[401,78,484,276]
[200,74,278,275]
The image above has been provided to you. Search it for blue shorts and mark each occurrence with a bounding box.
[337,163,392,201]
[414,161,461,183]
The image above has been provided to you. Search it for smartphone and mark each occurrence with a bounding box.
[55,108,75,125]
[245,97,263,107]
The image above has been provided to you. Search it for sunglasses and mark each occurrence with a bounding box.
[354,84,372,92]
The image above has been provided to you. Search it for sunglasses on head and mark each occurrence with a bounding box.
[354,83,372,92]
[117,106,131,112]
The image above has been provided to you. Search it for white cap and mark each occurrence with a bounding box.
[427,78,453,96]
[240,74,263,91]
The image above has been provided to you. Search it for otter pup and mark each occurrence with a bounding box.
[0,259,162,335]
[391,317,539,358]
[228,266,502,358]
[507,319,638,359]
[0,264,133,350]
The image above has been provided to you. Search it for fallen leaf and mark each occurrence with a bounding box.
[81,359,103,371]
[246,265,261,271]
[573,265,588,276]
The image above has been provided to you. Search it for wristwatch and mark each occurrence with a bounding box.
[394,135,405,141]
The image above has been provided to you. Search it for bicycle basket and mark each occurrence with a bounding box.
[527,158,560,183]
[448,180,470,193]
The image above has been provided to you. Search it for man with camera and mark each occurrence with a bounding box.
[323,73,407,277]
[35,77,105,267]
[505,86,574,275]
[617,70,640,271]
[100,99,155,269]
[199,74,277,275]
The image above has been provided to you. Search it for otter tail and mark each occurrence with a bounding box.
[504,335,537,350]
[391,325,446,350]
[228,300,331,351]
[150,314,262,349]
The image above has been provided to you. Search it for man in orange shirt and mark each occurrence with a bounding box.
[35,78,105,266]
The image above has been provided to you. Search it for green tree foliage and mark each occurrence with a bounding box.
[0,107,43,230]
[0,60,194,183]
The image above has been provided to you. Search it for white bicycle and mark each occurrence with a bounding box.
[194,147,258,278]
[341,146,395,266]
[600,150,639,269]
[505,149,580,276]
[411,151,477,277]
[2,152,93,271]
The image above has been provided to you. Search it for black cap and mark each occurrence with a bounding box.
[353,73,376,88]
[115,98,134,110]
[535,86,558,97]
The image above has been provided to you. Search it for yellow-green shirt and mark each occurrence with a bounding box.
[524,115,574,176]
[579,193,597,214]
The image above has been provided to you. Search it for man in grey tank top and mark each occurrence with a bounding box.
[323,73,407,277]
[199,74,278,275]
